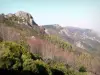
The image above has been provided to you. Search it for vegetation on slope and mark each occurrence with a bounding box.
[0,12,98,75]
[43,35,72,51]
[0,41,87,75]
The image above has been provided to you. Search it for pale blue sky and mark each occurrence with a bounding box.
[0,0,100,31]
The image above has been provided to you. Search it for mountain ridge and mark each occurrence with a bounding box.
[0,11,100,75]
[43,24,100,55]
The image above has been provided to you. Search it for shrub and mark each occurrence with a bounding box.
[44,35,72,51]
[0,41,88,75]
[34,60,52,75]
[79,66,87,72]
[65,69,76,75]
[65,64,70,69]
[31,54,42,60]
[19,40,30,51]
[51,68,65,75]
[23,59,37,72]
[50,63,66,75]
[21,52,32,62]
[0,41,28,70]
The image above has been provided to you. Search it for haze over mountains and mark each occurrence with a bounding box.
[1,10,100,56]
[43,24,100,55]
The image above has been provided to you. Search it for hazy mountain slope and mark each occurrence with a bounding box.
[43,25,100,55]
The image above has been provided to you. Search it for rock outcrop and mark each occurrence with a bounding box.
[2,11,38,28]
[15,11,37,26]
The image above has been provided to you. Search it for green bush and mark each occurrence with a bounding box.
[31,54,42,60]
[65,69,76,75]
[44,35,72,51]
[0,41,88,75]
[34,60,52,75]
[21,52,32,62]
[79,66,87,72]
[50,63,66,75]
[51,68,65,75]
[0,41,29,70]
[23,59,37,72]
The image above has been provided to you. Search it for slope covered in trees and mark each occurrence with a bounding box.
[0,41,87,75]
[0,11,99,75]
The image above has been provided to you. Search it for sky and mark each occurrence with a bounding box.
[0,0,100,31]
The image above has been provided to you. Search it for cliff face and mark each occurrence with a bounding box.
[15,11,37,26]
[3,11,38,27]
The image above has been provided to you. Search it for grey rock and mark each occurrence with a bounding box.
[15,11,37,26]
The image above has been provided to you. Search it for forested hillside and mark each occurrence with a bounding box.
[0,11,99,75]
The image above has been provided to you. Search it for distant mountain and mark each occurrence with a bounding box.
[43,24,100,55]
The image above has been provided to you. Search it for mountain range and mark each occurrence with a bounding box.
[0,11,100,75]
[43,24,100,56]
